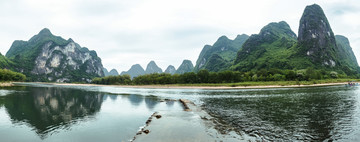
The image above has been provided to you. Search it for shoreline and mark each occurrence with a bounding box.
[0,82,14,87]
[16,81,355,90]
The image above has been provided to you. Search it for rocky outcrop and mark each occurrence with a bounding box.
[145,61,163,74]
[297,4,338,67]
[121,64,145,79]
[5,28,104,82]
[164,65,176,75]
[175,60,194,74]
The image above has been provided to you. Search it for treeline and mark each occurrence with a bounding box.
[0,69,26,82]
[92,68,357,85]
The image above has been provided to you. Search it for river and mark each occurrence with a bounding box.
[0,83,359,141]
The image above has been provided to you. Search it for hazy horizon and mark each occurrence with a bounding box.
[0,0,359,72]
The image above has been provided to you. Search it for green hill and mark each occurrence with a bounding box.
[194,34,249,72]
[232,21,297,71]
[5,28,104,82]
[231,4,359,75]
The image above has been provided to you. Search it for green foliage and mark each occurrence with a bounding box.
[92,69,352,85]
[330,71,338,78]
[92,75,131,85]
[194,34,249,72]
[233,21,298,72]
[335,35,359,72]
[0,69,26,81]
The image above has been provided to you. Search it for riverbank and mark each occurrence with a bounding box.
[22,80,358,89]
[0,82,14,87]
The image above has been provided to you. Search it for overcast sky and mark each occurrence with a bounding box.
[0,0,359,72]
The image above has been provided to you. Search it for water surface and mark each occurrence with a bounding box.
[1,83,360,141]
[0,84,183,142]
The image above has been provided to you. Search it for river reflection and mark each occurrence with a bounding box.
[1,83,359,141]
[3,87,104,138]
[0,85,178,142]
[202,86,360,141]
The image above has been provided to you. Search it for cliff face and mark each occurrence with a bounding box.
[297,4,338,67]
[6,28,104,82]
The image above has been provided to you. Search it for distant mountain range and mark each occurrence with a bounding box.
[103,68,119,76]
[120,60,194,79]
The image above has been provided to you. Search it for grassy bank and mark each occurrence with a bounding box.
[165,79,360,87]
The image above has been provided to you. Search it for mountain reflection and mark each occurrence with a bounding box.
[129,94,143,106]
[145,96,159,110]
[0,86,162,139]
[3,87,104,139]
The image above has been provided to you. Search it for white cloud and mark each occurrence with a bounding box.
[0,0,359,72]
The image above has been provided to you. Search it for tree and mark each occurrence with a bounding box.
[197,69,209,83]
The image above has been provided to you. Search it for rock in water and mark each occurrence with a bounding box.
[5,28,104,82]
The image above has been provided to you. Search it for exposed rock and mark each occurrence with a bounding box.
[179,99,191,111]
[6,28,104,82]
[297,4,338,67]
[143,129,150,134]
[155,115,162,119]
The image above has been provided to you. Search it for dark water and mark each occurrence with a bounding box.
[0,83,359,141]
[201,86,360,141]
[0,84,183,142]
